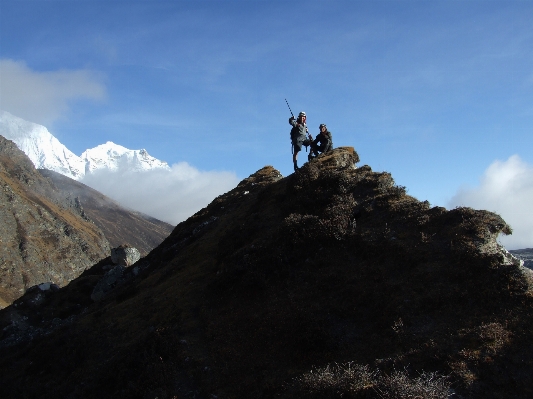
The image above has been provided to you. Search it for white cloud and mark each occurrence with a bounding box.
[0,59,105,126]
[80,162,239,225]
[448,155,533,250]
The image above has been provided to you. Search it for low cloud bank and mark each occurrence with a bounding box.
[448,155,533,250]
[81,162,239,225]
[0,59,105,126]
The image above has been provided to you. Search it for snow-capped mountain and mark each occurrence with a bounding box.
[0,110,169,180]
[0,110,86,179]
[81,142,169,174]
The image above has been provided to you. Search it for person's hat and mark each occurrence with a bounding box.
[298,111,306,117]
[319,123,327,129]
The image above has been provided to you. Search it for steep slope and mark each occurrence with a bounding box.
[1,147,532,399]
[0,136,110,307]
[39,169,173,255]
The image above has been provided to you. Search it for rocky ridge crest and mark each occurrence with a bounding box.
[1,147,532,399]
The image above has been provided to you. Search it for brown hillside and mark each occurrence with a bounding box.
[1,147,532,399]
[39,169,173,256]
[0,135,110,307]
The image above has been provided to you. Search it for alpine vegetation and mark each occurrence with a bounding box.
[1,147,532,399]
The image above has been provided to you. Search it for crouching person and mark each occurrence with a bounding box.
[309,124,333,161]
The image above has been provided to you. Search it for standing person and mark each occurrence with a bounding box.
[289,111,311,171]
[309,123,333,161]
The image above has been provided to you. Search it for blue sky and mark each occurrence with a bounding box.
[1,0,532,248]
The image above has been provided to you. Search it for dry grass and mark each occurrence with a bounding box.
[290,362,376,396]
[290,363,452,399]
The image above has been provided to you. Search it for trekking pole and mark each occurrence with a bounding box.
[286,99,295,154]
[285,98,294,118]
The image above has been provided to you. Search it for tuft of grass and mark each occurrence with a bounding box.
[290,362,376,397]
[290,362,452,399]
[374,369,452,399]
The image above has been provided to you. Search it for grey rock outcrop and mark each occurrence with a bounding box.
[111,246,140,266]
[312,146,359,169]
[91,246,141,301]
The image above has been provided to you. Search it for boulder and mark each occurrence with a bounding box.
[313,146,359,169]
[90,246,142,301]
[111,246,140,266]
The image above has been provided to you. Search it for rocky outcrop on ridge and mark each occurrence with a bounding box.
[111,245,141,266]
[0,136,110,307]
[1,147,532,399]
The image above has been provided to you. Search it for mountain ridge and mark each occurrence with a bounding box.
[1,147,532,398]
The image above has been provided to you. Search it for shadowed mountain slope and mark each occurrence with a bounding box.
[38,169,173,256]
[1,147,532,399]
[0,136,110,307]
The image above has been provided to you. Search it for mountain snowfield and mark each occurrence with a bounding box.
[81,142,170,175]
[0,110,169,179]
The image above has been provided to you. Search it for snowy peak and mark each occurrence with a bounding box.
[0,111,169,180]
[0,110,85,179]
[81,141,169,174]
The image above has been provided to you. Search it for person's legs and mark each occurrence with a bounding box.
[315,143,328,155]
[293,143,302,171]
[294,151,302,170]
[305,141,317,161]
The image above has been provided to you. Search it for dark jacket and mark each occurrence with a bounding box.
[289,118,308,144]
[312,131,333,153]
